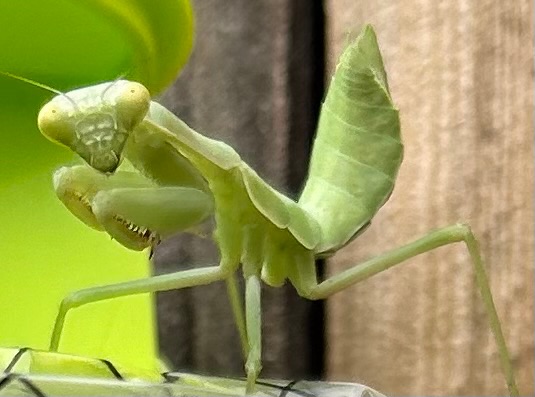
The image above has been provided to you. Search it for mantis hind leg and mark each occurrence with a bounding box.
[225,274,249,360]
[289,223,519,397]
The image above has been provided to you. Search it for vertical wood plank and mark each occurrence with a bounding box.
[152,0,323,380]
[324,1,534,395]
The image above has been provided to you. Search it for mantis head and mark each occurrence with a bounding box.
[38,80,151,173]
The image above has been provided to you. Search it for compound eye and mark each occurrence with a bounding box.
[37,100,74,146]
[116,82,151,129]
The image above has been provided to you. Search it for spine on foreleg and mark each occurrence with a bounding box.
[299,25,403,254]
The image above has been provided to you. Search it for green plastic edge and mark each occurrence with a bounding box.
[0,0,194,373]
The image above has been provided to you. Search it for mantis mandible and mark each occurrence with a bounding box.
[12,25,518,395]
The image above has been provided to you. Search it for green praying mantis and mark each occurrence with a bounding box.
[4,25,519,395]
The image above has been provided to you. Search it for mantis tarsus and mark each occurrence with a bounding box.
[9,25,518,395]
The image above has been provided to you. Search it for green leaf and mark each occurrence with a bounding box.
[0,0,193,372]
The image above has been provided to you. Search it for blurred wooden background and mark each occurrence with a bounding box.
[155,1,534,395]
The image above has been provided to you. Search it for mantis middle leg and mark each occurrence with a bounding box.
[49,265,235,351]
[289,223,518,397]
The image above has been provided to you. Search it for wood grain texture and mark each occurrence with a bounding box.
[324,1,534,395]
[152,0,323,380]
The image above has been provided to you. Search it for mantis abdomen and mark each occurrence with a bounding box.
[299,27,403,253]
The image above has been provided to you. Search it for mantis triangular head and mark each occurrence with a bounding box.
[38,81,151,173]
[1,71,151,173]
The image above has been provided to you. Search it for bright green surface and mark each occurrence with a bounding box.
[0,347,385,396]
[0,0,193,372]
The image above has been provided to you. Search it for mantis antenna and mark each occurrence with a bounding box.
[0,71,79,110]
[100,70,132,101]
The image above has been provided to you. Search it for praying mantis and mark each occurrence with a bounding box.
[6,25,518,395]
